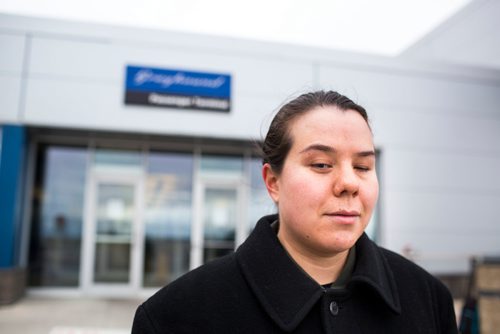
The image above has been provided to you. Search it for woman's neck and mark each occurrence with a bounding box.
[277,232,350,285]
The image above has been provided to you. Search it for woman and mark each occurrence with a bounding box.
[132,91,458,333]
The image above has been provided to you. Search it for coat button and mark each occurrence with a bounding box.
[329,301,339,316]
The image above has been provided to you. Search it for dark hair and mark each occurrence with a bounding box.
[262,90,369,174]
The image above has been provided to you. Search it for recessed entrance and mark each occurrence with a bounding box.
[82,169,143,295]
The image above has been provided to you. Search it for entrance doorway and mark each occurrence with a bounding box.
[190,180,246,269]
[82,170,143,294]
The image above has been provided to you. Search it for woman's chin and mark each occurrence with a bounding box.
[319,233,359,254]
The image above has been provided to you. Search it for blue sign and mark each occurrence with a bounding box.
[124,65,231,112]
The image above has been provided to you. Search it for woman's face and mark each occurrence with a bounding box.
[263,106,379,257]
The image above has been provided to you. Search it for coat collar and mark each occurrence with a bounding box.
[236,214,401,332]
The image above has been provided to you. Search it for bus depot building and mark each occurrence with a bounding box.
[1,14,500,301]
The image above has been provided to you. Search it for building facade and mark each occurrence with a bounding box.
[1,14,500,298]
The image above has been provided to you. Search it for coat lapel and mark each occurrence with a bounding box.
[236,215,402,332]
[350,233,402,315]
[236,215,324,331]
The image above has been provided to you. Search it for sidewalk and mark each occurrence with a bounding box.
[0,295,465,333]
[0,295,143,334]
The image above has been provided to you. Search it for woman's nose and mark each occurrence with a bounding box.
[333,165,359,197]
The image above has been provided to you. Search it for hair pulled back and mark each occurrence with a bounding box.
[262,90,369,174]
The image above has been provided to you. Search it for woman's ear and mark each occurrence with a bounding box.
[262,163,280,203]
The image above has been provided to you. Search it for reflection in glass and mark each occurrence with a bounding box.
[203,248,233,262]
[364,152,380,241]
[248,157,275,231]
[143,152,193,287]
[94,243,131,283]
[96,184,133,237]
[29,145,87,287]
[203,188,237,263]
[365,210,378,241]
[93,184,134,283]
[200,154,243,179]
[94,148,142,170]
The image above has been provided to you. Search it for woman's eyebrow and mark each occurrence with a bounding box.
[356,151,376,158]
[299,144,375,158]
[299,144,335,154]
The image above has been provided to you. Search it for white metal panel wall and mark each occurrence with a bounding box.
[23,36,314,139]
[403,0,500,69]
[0,33,25,123]
[2,14,500,274]
[319,64,500,273]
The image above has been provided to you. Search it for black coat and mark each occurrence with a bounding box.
[132,215,458,333]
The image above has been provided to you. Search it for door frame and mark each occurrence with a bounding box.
[81,168,145,296]
[190,178,247,270]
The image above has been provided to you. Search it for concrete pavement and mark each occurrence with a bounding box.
[0,295,143,334]
[0,294,465,333]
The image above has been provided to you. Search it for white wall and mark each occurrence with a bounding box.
[0,32,24,123]
[2,14,500,274]
[403,0,500,70]
[317,62,500,273]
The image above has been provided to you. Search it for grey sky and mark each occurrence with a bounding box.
[0,0,470,55]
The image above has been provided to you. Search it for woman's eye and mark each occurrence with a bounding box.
[355,166,370,172]
[311,163,332,170]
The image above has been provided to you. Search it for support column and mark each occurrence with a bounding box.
[0,124,26,304]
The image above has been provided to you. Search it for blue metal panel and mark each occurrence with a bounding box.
[124,65,232,112]
[0,125,25,268]
[125,65,231,97]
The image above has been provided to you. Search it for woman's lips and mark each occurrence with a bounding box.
[325,210,360,224]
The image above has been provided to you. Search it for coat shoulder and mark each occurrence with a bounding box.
[380,247,450,293]
[135,253,244,333]
[379,247,458,333]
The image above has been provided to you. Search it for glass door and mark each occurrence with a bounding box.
[202,186,238,263]
[93,182,134,283]
[82,172,143,294]
[190,181,245,268]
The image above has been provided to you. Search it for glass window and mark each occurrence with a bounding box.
[365,151,381,242]
[365,209,378,241]
[248,157,276,231]
[200,154,243,179]
[94,183,135,283]
[203,187,237,263]
[143,152,193,287]
[28,145,87,287]
[94,148,142,172]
